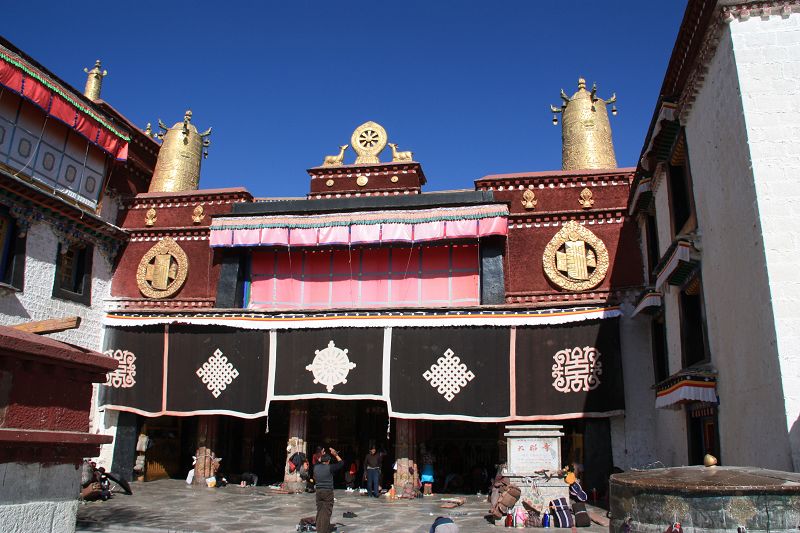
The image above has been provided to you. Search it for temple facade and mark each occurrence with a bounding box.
[96,72,658,495]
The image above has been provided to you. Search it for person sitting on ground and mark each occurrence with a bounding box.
[313,447,344,533]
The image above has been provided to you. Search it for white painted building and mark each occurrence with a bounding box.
[0,38,156,532]
[630,0,800,471]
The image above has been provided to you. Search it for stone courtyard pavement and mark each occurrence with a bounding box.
[76,479,608,532]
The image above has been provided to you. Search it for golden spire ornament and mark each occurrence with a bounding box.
[83,60,107,101]
[551,78,618,171]
[148,110,212,193]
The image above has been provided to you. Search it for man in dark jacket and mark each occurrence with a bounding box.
[364,446,381,497]
[313,447,343,533]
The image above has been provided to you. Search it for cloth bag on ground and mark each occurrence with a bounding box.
[572,501,591,527]
[549,497,574,528]
[569,480,588,502]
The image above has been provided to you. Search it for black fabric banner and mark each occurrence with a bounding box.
[515,318,624,417]
[166,325,269,415]
[273,328,384,397]
[390,327,510,419]
[99,325,165,414]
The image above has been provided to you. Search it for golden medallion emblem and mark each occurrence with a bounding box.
[543,220,608,291]
[136,237,189,298]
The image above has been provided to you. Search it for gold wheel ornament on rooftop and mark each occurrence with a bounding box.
[136,238,189,299]
[351,121,387,164]
[551,78,618,171]
[543,221,609,291]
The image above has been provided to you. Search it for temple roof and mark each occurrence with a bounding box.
[230,190,500,217]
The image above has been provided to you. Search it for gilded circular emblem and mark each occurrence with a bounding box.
[136,237,189,298]
[356,175,368,187]
[351,121,387,164]
[326,179,334,187]
[390,175,399,183]
[543,220,608,291]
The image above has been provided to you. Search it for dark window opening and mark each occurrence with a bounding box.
[668,164,692,235]
[645,213,659,282]
[651,315,669,383]
[0,212,25,290]
[680,278,709,368]
[53,242,93,305]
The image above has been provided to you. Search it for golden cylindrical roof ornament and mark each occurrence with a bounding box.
[148,110,212,193]
[83,60,107,101]
[551,78,618,171]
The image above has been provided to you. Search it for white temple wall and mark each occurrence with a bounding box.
[726,11,800,471]
[683,21,794,470]
[653,407,688,467]
[0,221,113,350]
[611,310,658,469]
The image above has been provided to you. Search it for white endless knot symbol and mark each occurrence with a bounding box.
[104,349,136,388]
[196,349,239,398]
[423,348,475,402]
[306,340,356,393]
[551,346,602,393]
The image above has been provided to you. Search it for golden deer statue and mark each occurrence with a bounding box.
[388,143,413,162]
[322,145,348,167]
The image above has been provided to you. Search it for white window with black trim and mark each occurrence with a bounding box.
[0,209,26,291]
[52,242,93,305]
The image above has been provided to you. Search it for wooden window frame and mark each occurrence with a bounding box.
[679,274,711,369]
[667,131,698,238]
[52,242,93,305]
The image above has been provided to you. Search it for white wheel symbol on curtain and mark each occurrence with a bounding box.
[306,340,356,392]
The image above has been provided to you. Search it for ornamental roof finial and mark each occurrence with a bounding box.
[83,59,107,101]
[148,110,212,193]
[550,77,618,171]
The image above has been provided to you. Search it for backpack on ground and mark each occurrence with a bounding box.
[572,501,591,527]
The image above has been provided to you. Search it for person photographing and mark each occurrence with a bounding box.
[313,447,343,533]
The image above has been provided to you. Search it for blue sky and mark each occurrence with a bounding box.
[3,1,686,197]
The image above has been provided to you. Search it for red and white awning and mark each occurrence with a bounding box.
[655,372,717,409]
[655,241,696,290]
[210,204,508,248]
[631,291,662,317]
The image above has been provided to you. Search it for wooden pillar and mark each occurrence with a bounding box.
[498,423,508,464]
[240,419,259,473]
[284,401,309,492]
[393,418,419,491]
[194,415,219,485]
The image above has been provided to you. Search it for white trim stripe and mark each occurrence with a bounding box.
[104,307,621,330]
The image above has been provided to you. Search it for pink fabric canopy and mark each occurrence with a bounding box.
[210,204,508,248]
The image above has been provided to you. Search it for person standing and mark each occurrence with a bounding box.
[313,447,343,533]
[364,446,381,497]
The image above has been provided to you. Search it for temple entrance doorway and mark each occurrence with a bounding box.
[303,399,393,487]
[415,420,502,494]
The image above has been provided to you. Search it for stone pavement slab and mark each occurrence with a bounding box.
[76,479,607,533]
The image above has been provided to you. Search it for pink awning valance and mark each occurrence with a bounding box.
[210,204,508,248]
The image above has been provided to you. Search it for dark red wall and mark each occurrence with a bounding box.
[476,169,644,300]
